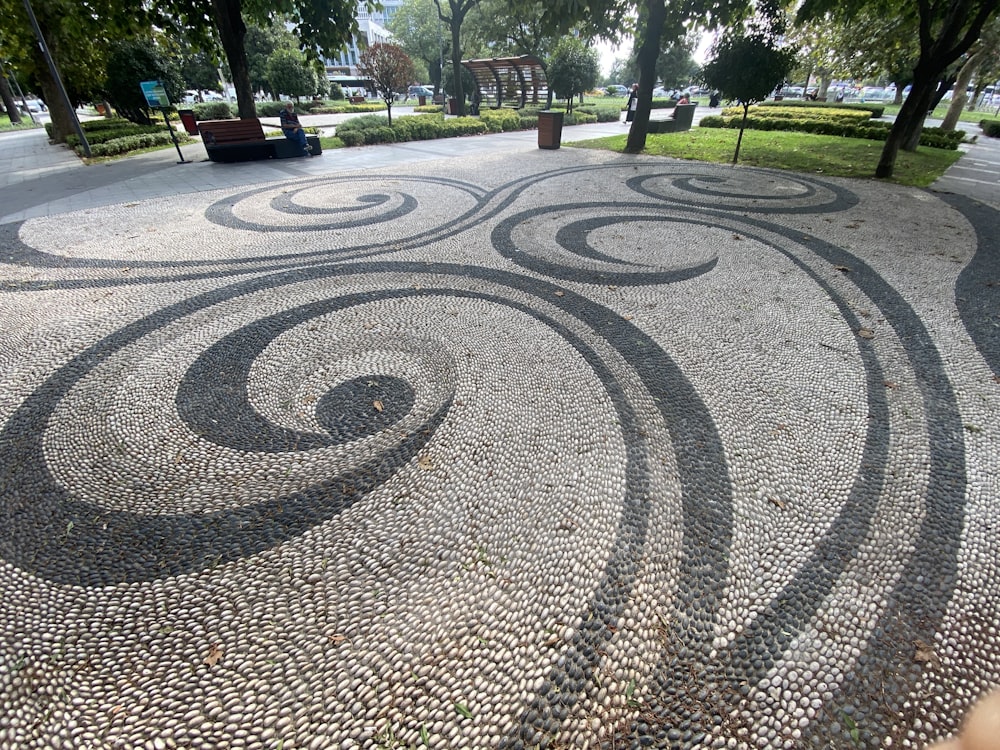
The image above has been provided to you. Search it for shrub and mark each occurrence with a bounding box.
[440,117,488,137]
[192,101,235,120]
[722,105,872,123]
[392,113,446,140]
[755,99,884,118]
[564,111,597,125]
[363,126,397,144]
[980,119,1000,137]
[67,123,163,147]
[255,101,286,117]
[78,131,184,157]
[81,118,141,133]
[519,114,539,129]
[699,113,966,149]
[413,104,442,113]
[479,108,522,132]
[577,104,622,123]
[337,130,365,146]
[337,114,391,133]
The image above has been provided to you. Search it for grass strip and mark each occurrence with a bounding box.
[567,128,962,188]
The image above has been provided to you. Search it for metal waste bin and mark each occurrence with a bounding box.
[537,110,563,149]
[178,109,199,136]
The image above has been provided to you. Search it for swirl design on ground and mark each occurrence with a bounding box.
[0,156,996,750]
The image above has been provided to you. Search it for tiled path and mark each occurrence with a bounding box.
[0,121,998,750]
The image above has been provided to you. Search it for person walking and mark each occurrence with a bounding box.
[280,101,311,156]
[625,83,639,124]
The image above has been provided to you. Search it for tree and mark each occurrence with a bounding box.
[0,0,153,141]
[507,0,750,153]
[0,61,23,124]
[266,48,317,100]
[387,0,449,94]
[357,43,416,124]
[464,0,562,59]
[942,18,1000,128]
[797,0,1000,178]
[547,36,600,112]
[153,0,372,119]
[655,37,698,89]
[433,0,482,115]
[103,38,185,124]
[177,46,221,96]
[701,27,796,164]
[245,21,299,99]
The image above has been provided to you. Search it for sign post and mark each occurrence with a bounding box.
[140,80,188,164]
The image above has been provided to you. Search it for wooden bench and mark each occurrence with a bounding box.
[197,118,321,163]
[647,103,697,134]
[348,96,366,104]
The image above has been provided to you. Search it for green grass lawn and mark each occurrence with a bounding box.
[0,114,42,132]
[568,128,963,188]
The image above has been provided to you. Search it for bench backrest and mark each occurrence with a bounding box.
[198,118,266,146]
[672,104,696,127]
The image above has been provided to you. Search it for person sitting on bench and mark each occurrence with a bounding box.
[279,101,311,156]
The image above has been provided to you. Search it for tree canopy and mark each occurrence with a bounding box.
[701,28,796,163]
[547,36,601,112]
[357,42,416,124]
[797,0,1000,177]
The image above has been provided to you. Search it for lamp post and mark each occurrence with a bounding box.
[21,0,91,156]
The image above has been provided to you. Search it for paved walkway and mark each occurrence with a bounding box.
[0,113,998,750]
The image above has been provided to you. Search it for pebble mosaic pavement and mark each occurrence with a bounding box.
[0,148,998,750]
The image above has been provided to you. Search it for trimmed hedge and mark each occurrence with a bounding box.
[479,108,522,132]
[699,114,967,149]
[335,112,489,146]
[77,131,187,157]
[576,104,624,122]
[67,123,164,147]
[980,119,1000,137]
[722,105,872,123]
[755,99,885,118]
[191,101,235,120]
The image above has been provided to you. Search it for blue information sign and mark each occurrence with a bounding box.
[140,80,170,108]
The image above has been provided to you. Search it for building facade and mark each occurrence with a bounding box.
[324,0,402,84]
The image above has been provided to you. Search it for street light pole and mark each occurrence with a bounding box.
[21,0,91,156]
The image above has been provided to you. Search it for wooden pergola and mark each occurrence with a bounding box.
[460,55,551,110]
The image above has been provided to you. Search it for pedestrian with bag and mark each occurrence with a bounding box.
[625,83,639,124]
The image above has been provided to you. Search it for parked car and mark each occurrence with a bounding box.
[407,85,434,99]
[606,84,628,97]
[20,99,46,113]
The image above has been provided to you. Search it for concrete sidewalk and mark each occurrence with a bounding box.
[2,107,997,226]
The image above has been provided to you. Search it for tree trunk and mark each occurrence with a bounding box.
[942,48,983,130]
[450,10,465,116]
[734,105,748,164]
[818,75,831,100]
[0,70,22,124]
[624,0,666,154]
[210,0,256,119]
[36,65,73,141]
[876,72,936,177]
